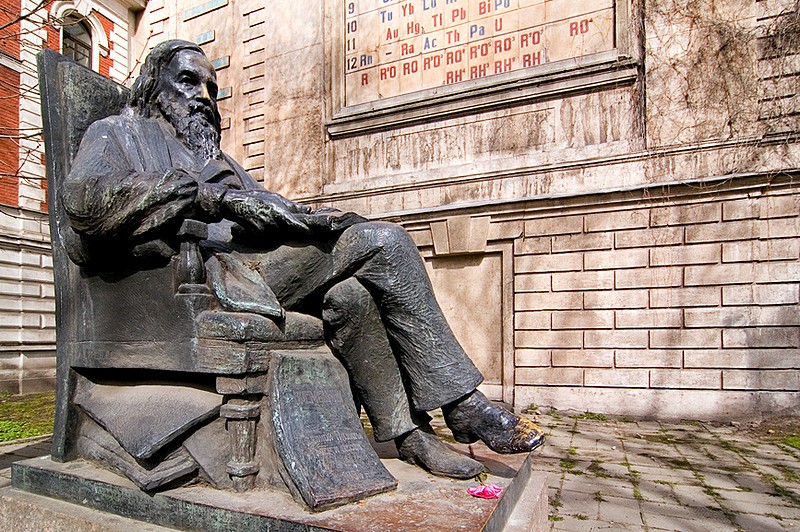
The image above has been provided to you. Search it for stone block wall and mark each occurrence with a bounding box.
[509,178,799,418]
[399,175,800,420]
[0,208,54,394]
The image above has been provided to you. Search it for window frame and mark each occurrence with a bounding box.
[61,13,93,69]
[50,2,110,74]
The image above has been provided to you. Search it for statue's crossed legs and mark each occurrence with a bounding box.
[227,221,544,478]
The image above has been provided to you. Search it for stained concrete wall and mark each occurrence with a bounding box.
[129,0,800,419]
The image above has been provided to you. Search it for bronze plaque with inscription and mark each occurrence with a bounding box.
[271,350,397,510]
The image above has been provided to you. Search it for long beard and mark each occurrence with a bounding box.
[158,95,222,161]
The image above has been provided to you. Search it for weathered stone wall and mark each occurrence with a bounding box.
[130,0,800,418]
[397,175,800,418]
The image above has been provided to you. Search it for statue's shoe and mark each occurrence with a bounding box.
[443,390,545,454]
[396,426,485,479]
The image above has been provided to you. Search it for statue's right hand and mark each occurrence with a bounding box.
[220,189,312,238]
[148,168,199,203]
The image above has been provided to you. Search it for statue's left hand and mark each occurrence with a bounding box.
[221,189,313,237]
[295,211,368,233]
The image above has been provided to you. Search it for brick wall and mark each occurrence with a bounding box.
[95,10,114,77]
[511,178,799,418]
[0,0,21,58]
[757,0,800,136]
[0,64,21,208]
[0,0,22,209]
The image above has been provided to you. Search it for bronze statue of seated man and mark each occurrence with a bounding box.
[64,40,544,480]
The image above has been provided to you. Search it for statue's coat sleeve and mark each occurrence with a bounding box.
[64,116,199,240]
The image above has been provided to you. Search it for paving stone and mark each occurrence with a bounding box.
[538,463,566,474]
[782,518,800,529]
[552,516,636,531]
[635,464,701,482]
[561,477,635,498]
[702,472,745,490]
[671,485,719,508]
[645,512,738,532]
[708,426,738,436]
[538,449,570,460]
[576,450,628,462]
[636,479,678,504]
[8,443,51,459]
[635,421,663,431]
[750,453,794,465]
[722,496,800,518]
[589,462,629,478]
[717,487,795,506]
[2,411,798,531]
[731,472,776,492]
[734,512,788,531]
[639,501,728,521]
[597,494,645,526]
[701,449,745,463]
[542,436,573,448]
[557,489,600,518]
[624,446,675,459]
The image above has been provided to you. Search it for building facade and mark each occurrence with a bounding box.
[0,0,143,393]
[130,0,800,420]
[3,0,797,419]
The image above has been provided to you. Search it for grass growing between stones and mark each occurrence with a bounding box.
[643,432,676,444]
[548,487,564,522]
[588,459,613,478]
[784,435,800,450]
[572,412,607,421]
[776,464,799,482]
[560,457,584,475]
[0,391,56,442]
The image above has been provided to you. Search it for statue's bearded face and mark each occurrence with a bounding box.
[156,49,222,161]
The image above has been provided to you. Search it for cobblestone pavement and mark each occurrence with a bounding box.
[533,411,800,532]
[1,412,799,532]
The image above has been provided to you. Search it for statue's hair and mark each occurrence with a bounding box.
[128,40,219,127]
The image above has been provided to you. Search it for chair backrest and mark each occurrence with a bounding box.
[38,50,128,459]
[38,49,129,342]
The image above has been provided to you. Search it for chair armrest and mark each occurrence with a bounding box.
[176,219,209,289]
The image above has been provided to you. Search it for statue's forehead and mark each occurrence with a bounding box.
[166,49,214,75]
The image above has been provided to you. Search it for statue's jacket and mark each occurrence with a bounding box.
[64,112,283,317]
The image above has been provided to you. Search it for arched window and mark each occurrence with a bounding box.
[62,13,92,68]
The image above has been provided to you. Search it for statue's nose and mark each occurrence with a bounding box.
[199,83,211,101]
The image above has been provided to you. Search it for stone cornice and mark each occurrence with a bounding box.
[0,51,23,73]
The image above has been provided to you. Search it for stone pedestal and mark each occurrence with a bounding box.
[8,445,547,531]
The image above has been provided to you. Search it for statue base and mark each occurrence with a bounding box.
[8,445,547,531]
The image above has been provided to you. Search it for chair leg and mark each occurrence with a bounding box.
[220,396,261,491]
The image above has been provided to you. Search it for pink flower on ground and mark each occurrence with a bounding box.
[468,484,503,499]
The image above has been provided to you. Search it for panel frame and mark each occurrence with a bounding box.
[325,0,639,137]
